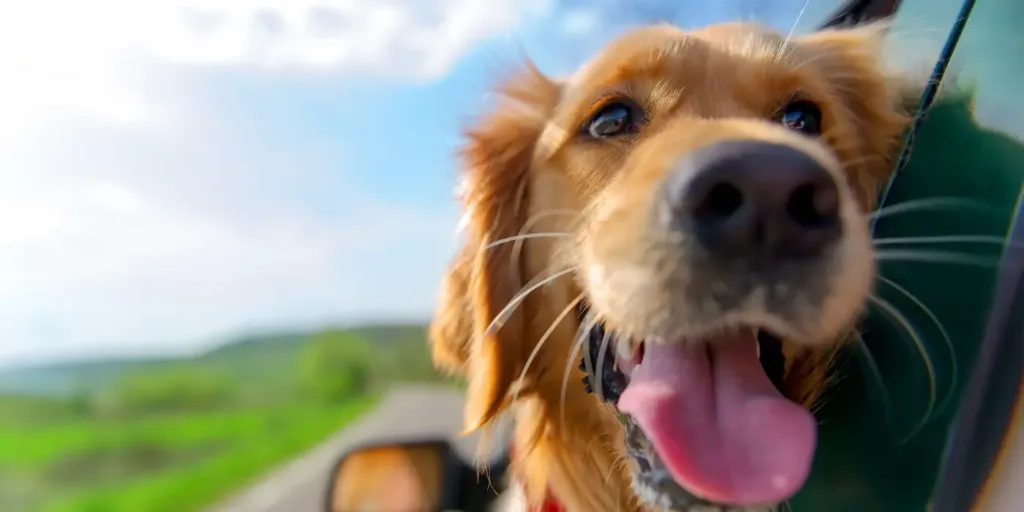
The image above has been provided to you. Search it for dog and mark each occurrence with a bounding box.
[429,11,920,512]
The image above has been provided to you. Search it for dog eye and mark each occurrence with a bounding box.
[586,102,640,138]
[780,101,822,135]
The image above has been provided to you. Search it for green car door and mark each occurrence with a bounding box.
[792,0,1024,510]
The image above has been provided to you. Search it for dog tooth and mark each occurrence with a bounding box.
[753,327,761,360]
[616,340,637,362]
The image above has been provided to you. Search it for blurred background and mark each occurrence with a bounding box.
[0,0,1006,511]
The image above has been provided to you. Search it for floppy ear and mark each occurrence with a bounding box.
[800,22,917,196]
[428,62,561,430]
[818,0,902,30]
[429,241,477,375]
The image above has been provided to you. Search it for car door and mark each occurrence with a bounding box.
[792,0,1024,510]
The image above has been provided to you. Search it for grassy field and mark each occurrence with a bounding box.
[0,323,443,512]
[0,398,375,512]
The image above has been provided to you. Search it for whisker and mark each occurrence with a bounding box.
[789,49,842,72]
[777,0,811,62]
[483,267,575,337]
[577,311,598,404]
[867,197,993,221]
[874,234,1011,248]
[606,456,630,494]
[511,209,581,284]
[522,209,581,226]
[594,322,614,404]
[875,274,958,416]
[512,294,584,405]
[867,294,936,444]
[449,231,574,274]
[561,314,597,430]
[852,332,893,428]
[840,154,886,169]
[875,250,999,269]
[482,232,573,251]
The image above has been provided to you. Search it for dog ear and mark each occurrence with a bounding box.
[799,21,916,195]
[428,62,561,430]
[429,241,477,375]
[818,0,902,30]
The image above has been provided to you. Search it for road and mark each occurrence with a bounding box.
[205,385,509,512]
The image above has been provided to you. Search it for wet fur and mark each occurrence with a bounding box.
[430,21,918,512]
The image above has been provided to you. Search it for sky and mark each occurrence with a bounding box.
[0,0,982,366]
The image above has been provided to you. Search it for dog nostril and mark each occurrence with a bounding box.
[692,182,744,223]
[786,181,839,229]
[665,140,843,261]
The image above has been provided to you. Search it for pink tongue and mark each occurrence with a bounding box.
[617,331,816,506]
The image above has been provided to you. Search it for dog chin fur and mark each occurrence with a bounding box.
[430,19,919,512]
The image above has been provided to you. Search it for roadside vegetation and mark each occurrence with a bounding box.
[0,324,446,512]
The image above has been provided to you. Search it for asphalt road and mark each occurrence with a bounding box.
[205,385,508,512]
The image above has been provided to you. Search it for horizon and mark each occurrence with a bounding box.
[0,316,433,370]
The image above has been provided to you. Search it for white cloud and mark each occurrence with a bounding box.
[0,0,543,364]
[0,0,551,134]
[141,0,552,76]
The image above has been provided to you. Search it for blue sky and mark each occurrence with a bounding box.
[0,0,970,365]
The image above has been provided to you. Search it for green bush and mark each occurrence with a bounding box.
[102,366,237,415]
[376,338,446,384]
[297,330,373,402]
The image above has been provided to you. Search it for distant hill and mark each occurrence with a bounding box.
[0,357,176,396]
[0,322,430,396]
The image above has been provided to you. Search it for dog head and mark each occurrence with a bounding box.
[430,14,914,512]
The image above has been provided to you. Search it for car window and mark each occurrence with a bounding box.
[944,0,1024,137]
[886,0,1023,138]
[790,1,1024,510]
[909,2,1024,510]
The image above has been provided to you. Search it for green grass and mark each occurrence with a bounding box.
[0,322,440,512]
[0,397,377,512]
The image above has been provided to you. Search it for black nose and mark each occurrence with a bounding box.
[664,140,842,262]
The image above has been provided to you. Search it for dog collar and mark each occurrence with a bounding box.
[533,494,566,512]
[506,445,567,512]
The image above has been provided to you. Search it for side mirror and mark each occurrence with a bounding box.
[324,439,509,512]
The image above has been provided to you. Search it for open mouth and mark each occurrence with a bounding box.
[577,302,817,510]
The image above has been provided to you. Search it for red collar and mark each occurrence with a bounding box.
[533,496,566,512]
[509,446,566,512]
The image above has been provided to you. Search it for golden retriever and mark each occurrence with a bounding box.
[430,15,917,512]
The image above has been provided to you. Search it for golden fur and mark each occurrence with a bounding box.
[430,20,917,512]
